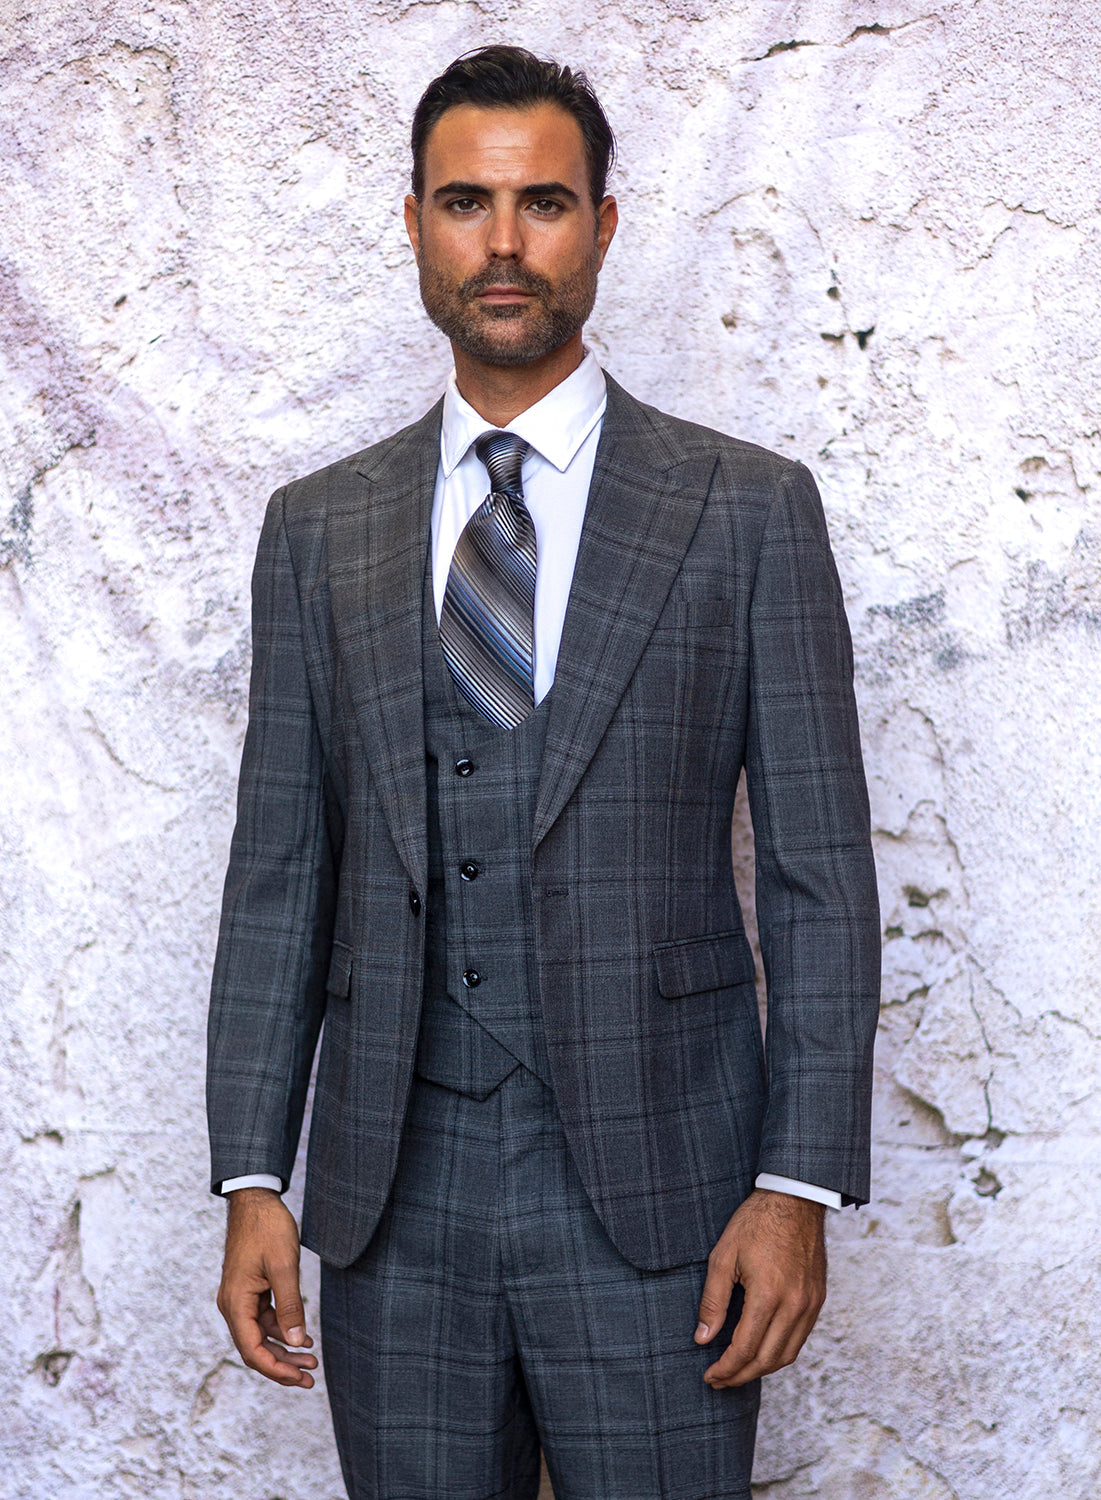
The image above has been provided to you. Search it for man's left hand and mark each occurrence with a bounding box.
[694,1188,827,1388]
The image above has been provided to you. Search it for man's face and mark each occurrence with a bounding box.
[405,102,617,368]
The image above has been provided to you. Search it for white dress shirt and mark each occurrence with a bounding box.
[431,347,606,699]
[223,350,841,1212]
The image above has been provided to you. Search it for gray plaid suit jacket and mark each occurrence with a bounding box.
[207,375,880,1271]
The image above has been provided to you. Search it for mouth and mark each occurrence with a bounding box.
[475,286,535,305]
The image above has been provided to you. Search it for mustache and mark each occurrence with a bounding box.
[458,265,553,301]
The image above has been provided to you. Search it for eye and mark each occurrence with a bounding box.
[447,197,481,215]
[529,198,563,216]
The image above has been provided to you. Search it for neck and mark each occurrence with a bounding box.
[451,333,584,427]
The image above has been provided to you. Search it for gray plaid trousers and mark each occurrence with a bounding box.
[321,1066,759,1500]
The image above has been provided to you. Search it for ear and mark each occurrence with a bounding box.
[403,194,421,263]
[596,195,618,268]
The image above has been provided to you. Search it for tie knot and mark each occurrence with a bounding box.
[475,430,529,496]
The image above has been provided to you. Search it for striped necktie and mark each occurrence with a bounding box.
[439,430,537,729]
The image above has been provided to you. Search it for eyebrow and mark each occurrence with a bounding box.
[432,180,581,205]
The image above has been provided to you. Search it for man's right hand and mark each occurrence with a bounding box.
[217,1187,319,1388]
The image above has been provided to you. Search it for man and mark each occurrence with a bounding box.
[208,45,880,1500]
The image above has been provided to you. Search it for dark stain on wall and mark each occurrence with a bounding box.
[1004,531,1101,647]
[0,487,33,567]
[863,589,967,676]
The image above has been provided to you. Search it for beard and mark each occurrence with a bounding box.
[418,251,600,367]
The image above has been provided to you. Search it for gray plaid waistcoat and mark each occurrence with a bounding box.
[415,562,554,1098]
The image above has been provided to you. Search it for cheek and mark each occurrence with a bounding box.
[418,249,464,298]
[420,219,478,269]
[519,235,588,287]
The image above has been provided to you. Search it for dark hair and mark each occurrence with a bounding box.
[411,45,616,206]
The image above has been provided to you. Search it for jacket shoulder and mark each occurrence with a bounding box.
[605,373,807,491]
[270,398,444,526]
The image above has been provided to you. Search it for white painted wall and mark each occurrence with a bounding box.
[3,3,1099,1495]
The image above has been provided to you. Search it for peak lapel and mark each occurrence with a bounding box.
[327,402,442,893]
[533,379,718,848]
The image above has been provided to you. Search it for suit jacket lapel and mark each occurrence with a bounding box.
[534,376,718,848]
[327,401,442,893]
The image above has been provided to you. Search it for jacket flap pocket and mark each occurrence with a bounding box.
[653,929,755,999]
[325,941,353,999]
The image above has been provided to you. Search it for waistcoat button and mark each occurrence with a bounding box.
[459,861,480,882]
[462,968,481,988]
[454,757,475,776]
[408,889,421,915]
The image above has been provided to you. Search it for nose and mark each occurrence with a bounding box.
[485,203,524,261]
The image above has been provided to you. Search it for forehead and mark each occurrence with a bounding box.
[421,102,588,190]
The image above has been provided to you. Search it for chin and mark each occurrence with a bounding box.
[460,340,554,368]
[456,320,565,367]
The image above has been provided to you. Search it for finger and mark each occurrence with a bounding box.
[707,1324,810,1388]
[236,1312,318,1387]
[220,1284,268,1362]
[695,1259,736,1345]
[703,1283,783,1386]
[267,1251,307,1348]
[220,1286,310,1384]
[706,1288,823,1388]
[258,1299,314,1349]
[251,1339,317,1388]
[258,1336,318,1373]
[767,1292,826,1372]
[705,1313,786,1387]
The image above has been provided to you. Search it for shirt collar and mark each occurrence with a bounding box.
[439,348,607,478]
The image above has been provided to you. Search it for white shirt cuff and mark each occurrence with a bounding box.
[219,1171,839,1206]
[755,1173,843,1210]
[220,1173,283,1194]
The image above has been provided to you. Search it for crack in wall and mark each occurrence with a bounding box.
[755,1412,962,1496]
[743,39,817,62]
[1042,1008,1101,1046]
[985,197,1083,233]
[189,1357,239,1423]
[31,1194,103,1385]
[966,967,997,1134]
[739,16,939,65]
[83,709,182,793]
[0,431,99,566]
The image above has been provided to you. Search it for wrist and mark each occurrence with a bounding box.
[751,1187,827,1218]
[227,1185,284,1213]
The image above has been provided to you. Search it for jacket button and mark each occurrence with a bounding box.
[462,968,481,988]
[408,889,421,915]
[459,861,480,882]
[454,757,475,777]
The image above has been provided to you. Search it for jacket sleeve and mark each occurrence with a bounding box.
[743,461,881,1205]
[206,489,336,1193]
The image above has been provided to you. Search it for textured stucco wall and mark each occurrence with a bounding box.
[3,2,1099,1496]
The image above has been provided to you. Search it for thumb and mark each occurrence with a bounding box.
[268,1249,307,1347]
[696,1257,734,1345]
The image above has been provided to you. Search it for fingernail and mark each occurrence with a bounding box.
[695,1322,710,1341]
[287,1327,305,1346]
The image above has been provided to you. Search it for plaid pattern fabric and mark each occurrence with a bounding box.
[207,375,881,1271]
[321,1067,758,1500]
